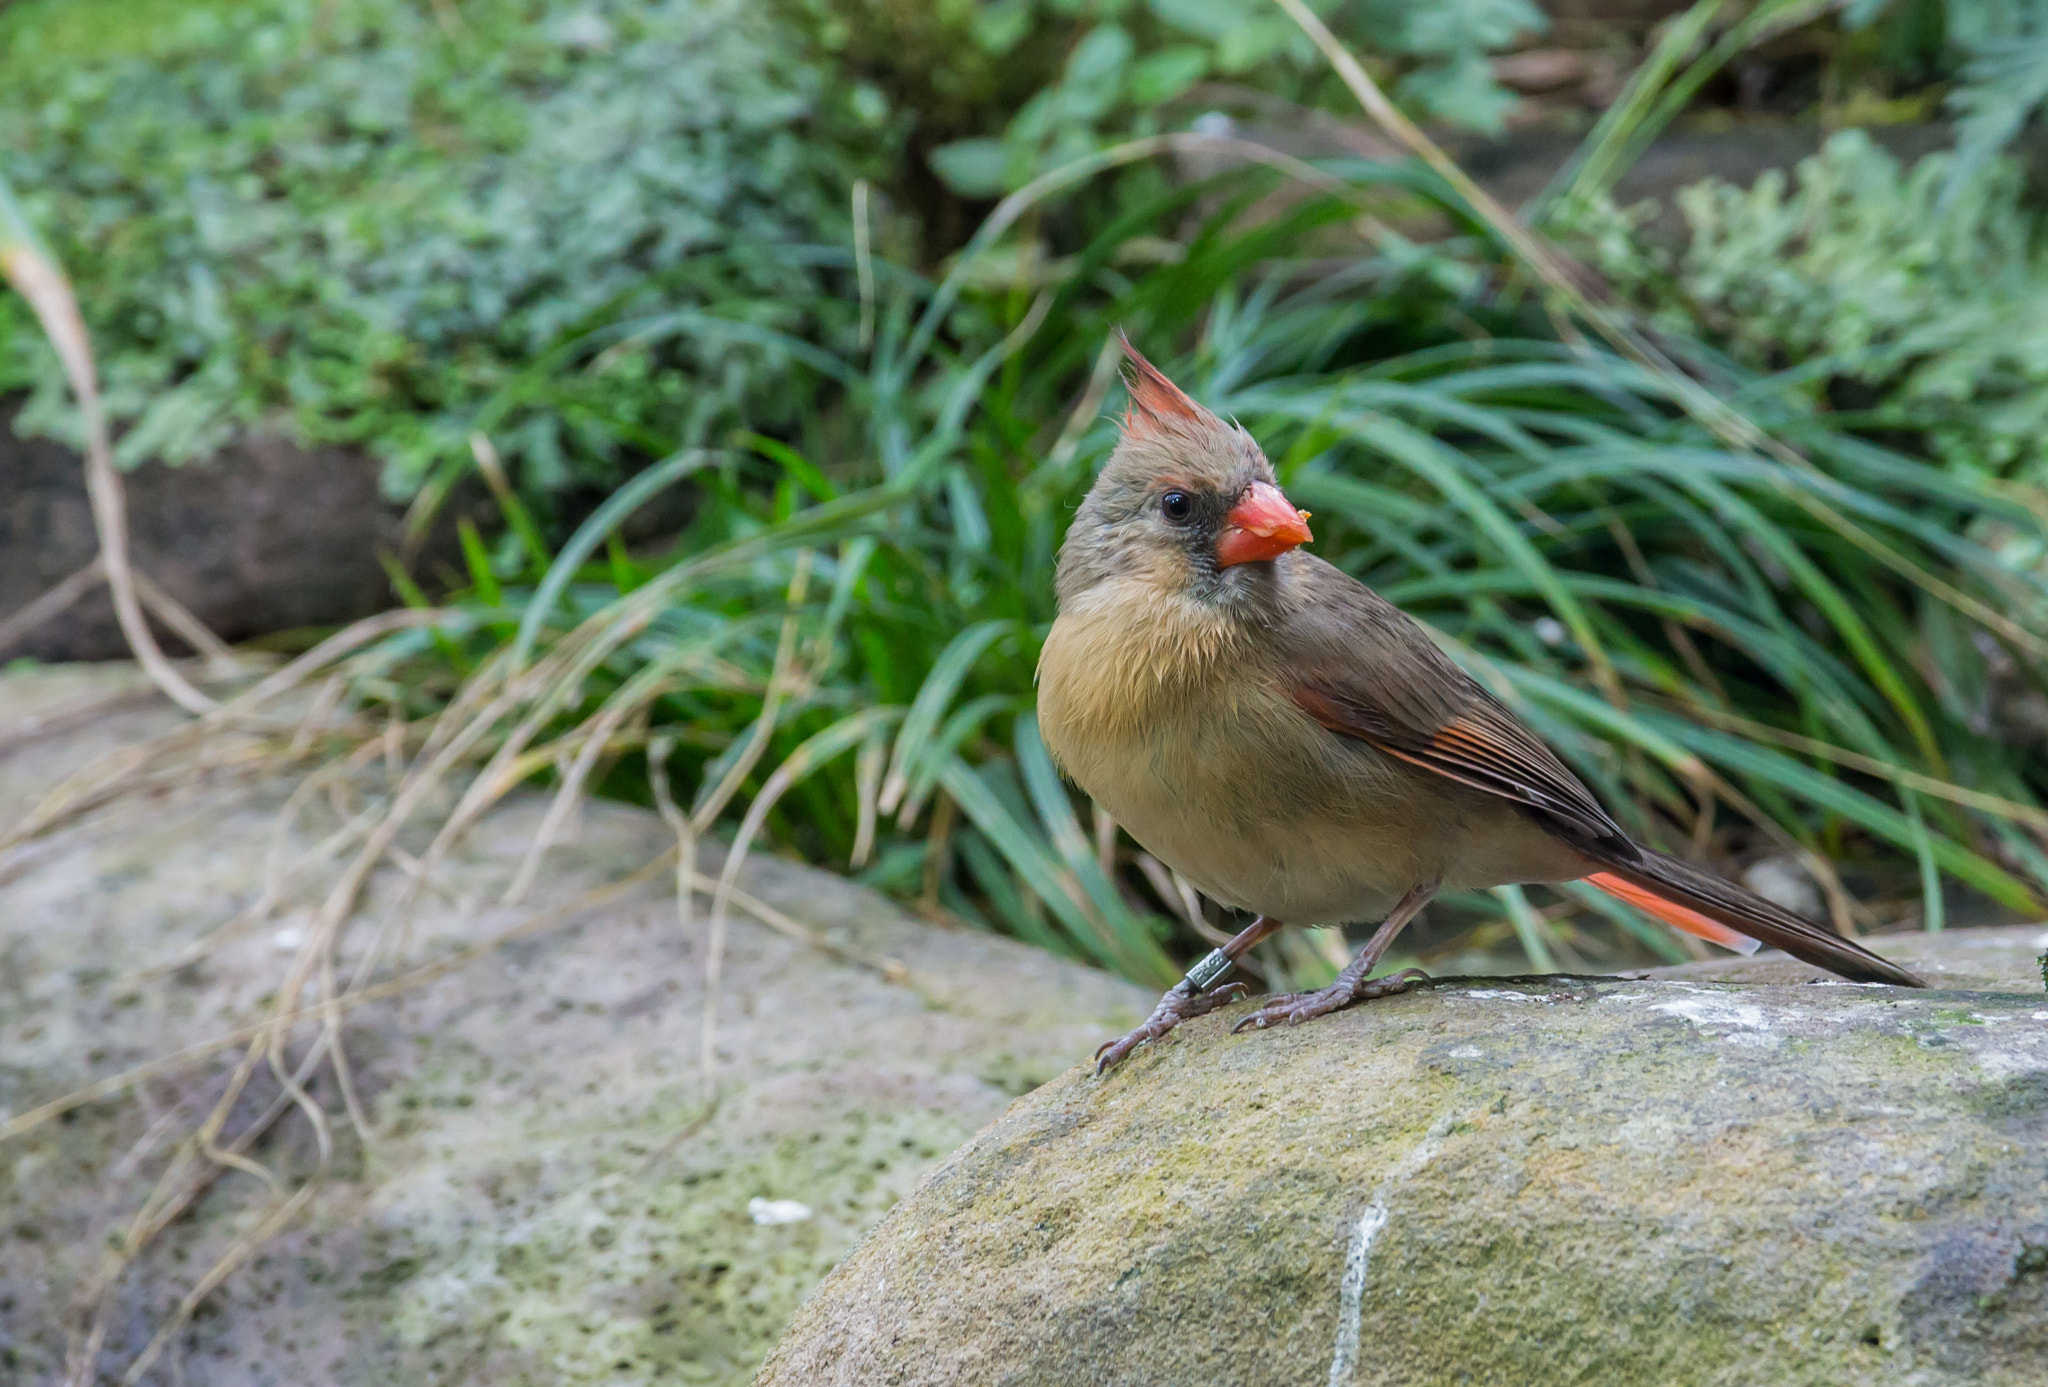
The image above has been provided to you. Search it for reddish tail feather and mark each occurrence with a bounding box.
[1583,849,1923,988]
[1585,871,1759,955]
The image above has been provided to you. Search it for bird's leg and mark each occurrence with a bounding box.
[1095,915,1284,1074]
[1232,877,1441,1033]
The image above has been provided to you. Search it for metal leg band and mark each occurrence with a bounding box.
[1183,947,1234,994]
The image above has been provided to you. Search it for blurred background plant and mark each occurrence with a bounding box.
[0,0,890,507]
[1570,131,2048,484]
[12,0,2048,998]
[902,0,1548,199]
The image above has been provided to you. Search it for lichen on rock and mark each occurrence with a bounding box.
[0,666,1151,1385]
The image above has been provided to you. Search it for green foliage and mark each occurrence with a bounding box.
[0,0,1545,504]
[1944,14,2048,191]
[923,0,1547,198]
[290,157,2048,988]
[0,0,888,499]
[1840,1,2048,189]
[13,0,2048,991]
[1568,130,2048,482]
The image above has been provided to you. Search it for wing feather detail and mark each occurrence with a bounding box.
[1290,683,1624,847]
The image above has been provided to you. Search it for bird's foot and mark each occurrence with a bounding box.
[1095,980,1249,1074]
[1230,967,1432,1033]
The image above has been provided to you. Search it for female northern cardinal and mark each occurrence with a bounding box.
[1038,337,1925,1073]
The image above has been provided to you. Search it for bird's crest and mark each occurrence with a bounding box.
[1115,330,1214,440]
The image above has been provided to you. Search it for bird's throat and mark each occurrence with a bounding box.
[1039,577,1253,743]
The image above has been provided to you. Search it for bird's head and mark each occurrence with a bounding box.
[1055,333,1311,611]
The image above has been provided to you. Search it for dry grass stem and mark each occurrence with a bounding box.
[0,197,219,714]
[0,556,104,654]
[697,554,814,1097]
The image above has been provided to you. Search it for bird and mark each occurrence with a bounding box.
[1037,336,1926,1074]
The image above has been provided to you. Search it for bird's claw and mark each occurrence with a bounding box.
[1230,966,1431,1034]
[1095,980,1248,1074]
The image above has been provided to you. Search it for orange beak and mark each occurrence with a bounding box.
[1215,481,1312,568]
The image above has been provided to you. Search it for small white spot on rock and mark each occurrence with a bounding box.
[1611,1113,1685,1152]
[1446,1045,1483,1059]
[1461,990,1536,1002]
[272,926,304,952]
[748,1198,812,1226]
[1977,1054,2047,1080]
[1651,997,1767,1030]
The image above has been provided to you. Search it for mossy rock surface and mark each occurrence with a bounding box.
[760,930,2048,1387]
[0,666,1150,1384]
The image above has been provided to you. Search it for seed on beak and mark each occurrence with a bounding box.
[1215,481,1312,568]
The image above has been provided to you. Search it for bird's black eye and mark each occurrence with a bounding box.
[1160,490,1193,524]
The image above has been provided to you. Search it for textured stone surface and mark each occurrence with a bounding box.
[0,408,415,660]
[0,666,1150,1384]
[761,930,2048,1387]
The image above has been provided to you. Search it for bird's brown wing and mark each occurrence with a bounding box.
[1290,681,1626,847]
[1278,568,1629,854]
[1277,558,1925,988]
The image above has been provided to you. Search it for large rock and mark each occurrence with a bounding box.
[0,408,411,660]
[760,930,2048,1386]
[0,407,690,662]
[0,666,1151,1383]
